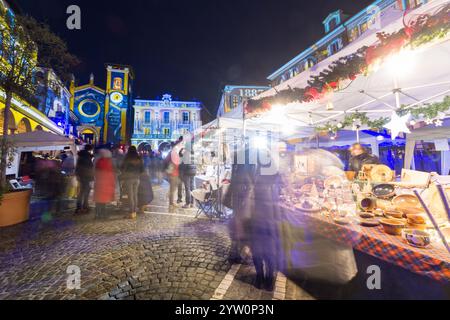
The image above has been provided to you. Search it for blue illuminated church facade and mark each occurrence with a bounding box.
[70,64,134,145]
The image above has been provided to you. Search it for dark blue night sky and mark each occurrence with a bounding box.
[16,0,373,119]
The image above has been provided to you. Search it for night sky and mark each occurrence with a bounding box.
[16,0,373,119]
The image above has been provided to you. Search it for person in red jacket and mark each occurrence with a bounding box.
[94,149,116,218]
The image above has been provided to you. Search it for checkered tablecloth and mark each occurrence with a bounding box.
[281,203,450,284]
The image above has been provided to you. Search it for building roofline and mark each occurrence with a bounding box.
[223,85,271,90]
[267,25,346,80]
[267,0,387,81]
[322,9,342,24]
[105,63,135,78]
[134,99,203,106]
[75,84,106,94]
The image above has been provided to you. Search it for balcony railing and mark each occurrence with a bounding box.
[132,134,172,140]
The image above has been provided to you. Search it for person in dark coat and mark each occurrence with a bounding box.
[75,145,94,214]
[248,150,281,291]
[138,169,154,213]
[348,143,380,173]
[121,146,145,219]
[225,148,256,265]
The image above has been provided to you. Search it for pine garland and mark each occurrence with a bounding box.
[316,95,450,133]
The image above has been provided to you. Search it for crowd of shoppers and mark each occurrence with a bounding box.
[73,144,154,219]
[71,137,196,218]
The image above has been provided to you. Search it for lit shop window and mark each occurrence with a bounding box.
[163,128,170,136]
[348,26,359,42]
[360,21,369,34]
[304,58,315,71]
[144,128,150,135]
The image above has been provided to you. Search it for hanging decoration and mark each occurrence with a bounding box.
[245,3,450,117]
[383,112,411,139]
[315,95,450,134]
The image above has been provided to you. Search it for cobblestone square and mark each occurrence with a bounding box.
[0,183,312,300]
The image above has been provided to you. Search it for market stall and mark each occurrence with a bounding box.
[277,146,450,297]
[6,131,77,179]
[235,1,450,295]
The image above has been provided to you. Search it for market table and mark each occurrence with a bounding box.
[280,203,450,284]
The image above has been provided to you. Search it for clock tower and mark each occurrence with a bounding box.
[104,64,134,144]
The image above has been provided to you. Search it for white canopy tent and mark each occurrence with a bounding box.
[404,119,450,175]
[5,131,77,177]
[248,1,450,130]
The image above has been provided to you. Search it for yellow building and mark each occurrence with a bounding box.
[0,0,65,137]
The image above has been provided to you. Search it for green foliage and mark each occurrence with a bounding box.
[0,13,38,102]
[19,15,80,84]
[316,96,450,133]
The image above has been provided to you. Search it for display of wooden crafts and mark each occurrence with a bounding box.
[324,175,344,189]
[370,165,395,183]
[295,197,322,213]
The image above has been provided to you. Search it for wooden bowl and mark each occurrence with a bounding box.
[380,218,406,236]
[384,210,404,219]
[392,194,421,208]
[402,229,431,248]
[373,184,396,200]
[392,194,422,215]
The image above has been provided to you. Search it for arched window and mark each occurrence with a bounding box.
[0,109,16,134]
[329,17,338,31]
[17,118,32,134]
[328,39,342,56]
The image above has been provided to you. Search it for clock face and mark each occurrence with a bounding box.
[110,92,124,104]
[79,99,101,118]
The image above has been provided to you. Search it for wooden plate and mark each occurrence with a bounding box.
[370,165,394,183]
[359,219,381,227]
[334,217,351,225]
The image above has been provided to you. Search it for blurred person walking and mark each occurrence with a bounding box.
[249,150,281,291]
[138,169,154,214]
[94,149,116,219]
[164,141,182,211]
[179,148,197,209]
[75,145,94,214]
[121,146,144,219]
[61,151,77,199]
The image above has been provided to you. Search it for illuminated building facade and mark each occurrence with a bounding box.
[267,0,431,86]
[70,64,134,145]
[0,0,66,136]
[132,94,202,151]
[35,67,72,135]
[217,85,270,118]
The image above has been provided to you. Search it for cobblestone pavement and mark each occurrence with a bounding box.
[0,183,314,300]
